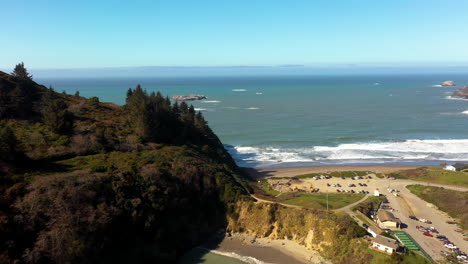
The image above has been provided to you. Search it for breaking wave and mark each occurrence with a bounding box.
[203,100,221,103]
[232,89,247,92]
[463,111,468,115]
[246,107,259,110]
[208,249,272,264]
[446,96,468,101]
[226,139,468,167]
[194,108,209,111]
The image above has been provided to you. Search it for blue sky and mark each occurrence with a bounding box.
[3,0,468,68]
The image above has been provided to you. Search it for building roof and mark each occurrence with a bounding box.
[372,235,399,250]
[368,225,384,235]
[453,163,468,170]
[377,210,401,223]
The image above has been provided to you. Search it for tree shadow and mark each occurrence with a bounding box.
[240,167,277,178]
[178,231,226,264]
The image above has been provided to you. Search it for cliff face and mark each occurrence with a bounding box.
[227,201,377,264]
[452,86,468,99]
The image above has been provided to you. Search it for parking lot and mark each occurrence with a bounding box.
[265,174,468,261]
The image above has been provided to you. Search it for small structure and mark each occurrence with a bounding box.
[371,235,399,254]
[367,225,384,238]
[376,210,401,229]
[444,165,456,171]
[449,163,468,172]
[374,188,380,197]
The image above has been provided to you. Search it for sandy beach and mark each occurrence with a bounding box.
[211,233,327,264]
[243,164,423,178]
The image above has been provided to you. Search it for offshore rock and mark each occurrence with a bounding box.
[172,94,207,101]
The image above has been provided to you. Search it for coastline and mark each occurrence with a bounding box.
[207,233,327,264]
[242,164,423,178]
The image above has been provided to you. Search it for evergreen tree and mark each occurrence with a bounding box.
[40,89,73,134]
[11,62,32,82]
[0,126,18,162]
[9,63,37,118]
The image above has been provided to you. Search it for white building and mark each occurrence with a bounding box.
[371,235,399,254]
[367,225,384,238]
[374,188,380,197]
[444,165,456,171]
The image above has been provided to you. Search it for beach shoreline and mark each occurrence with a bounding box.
[207,233,327,264]
[242,164,425,179]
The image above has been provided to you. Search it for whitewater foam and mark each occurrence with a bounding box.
[446,96,468,101]
[194,108,209,111]
[246,107,259,110]
[227,139,468,167]
[233,89,247,92]
[203,248,272,264]
[256,92,263,95]
[463,111,468,115]
[203,100,221,103]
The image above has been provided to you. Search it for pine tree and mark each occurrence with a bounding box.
[0,126,19,162]
[11,62,32,82]
[40,89,73,134]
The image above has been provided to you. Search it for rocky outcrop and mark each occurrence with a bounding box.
[452,86,468,99]
[172,94,207,101]
[441,80,456,86]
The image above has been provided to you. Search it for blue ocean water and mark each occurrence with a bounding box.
[36,74,468,168]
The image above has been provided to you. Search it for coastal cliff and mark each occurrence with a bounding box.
[451,86,468,99]
[228,201,374,264]
[0,64,249,263]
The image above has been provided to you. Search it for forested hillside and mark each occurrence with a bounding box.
[0,63,249,263]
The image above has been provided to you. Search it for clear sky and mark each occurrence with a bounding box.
[3,0,468,69]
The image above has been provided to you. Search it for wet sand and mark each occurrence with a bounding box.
[243,165,422,178]
[212,233,327,264]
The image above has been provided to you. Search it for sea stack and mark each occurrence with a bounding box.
[441,80,456,86]
[451,86,468,99]
[172,94,207,101]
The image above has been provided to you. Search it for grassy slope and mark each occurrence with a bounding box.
[406,184,468,230]
[280,193,366,209]
[390,167,468,187]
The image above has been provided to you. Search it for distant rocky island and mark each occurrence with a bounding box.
[172,94,207,101]
[451,86,468,99]
[441,80,456,86]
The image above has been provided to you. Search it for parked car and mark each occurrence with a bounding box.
[336,189,341,192]
[341,176,346,179]
[457,255,467,260]
[423,232,433,237]
[444,243,457,249]
[430,229,439,233]
[409,216,418,220]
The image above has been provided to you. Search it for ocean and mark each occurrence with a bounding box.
[36,73,468,168]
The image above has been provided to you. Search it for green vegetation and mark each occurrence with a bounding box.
[229,201,429,264]
[280,193,365,209]
[406,185,468,230]
[356,215,372,226]
[353,195,386,216]
[0,65,249,263]
[389,167,468,187]
[260,181,280,196]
